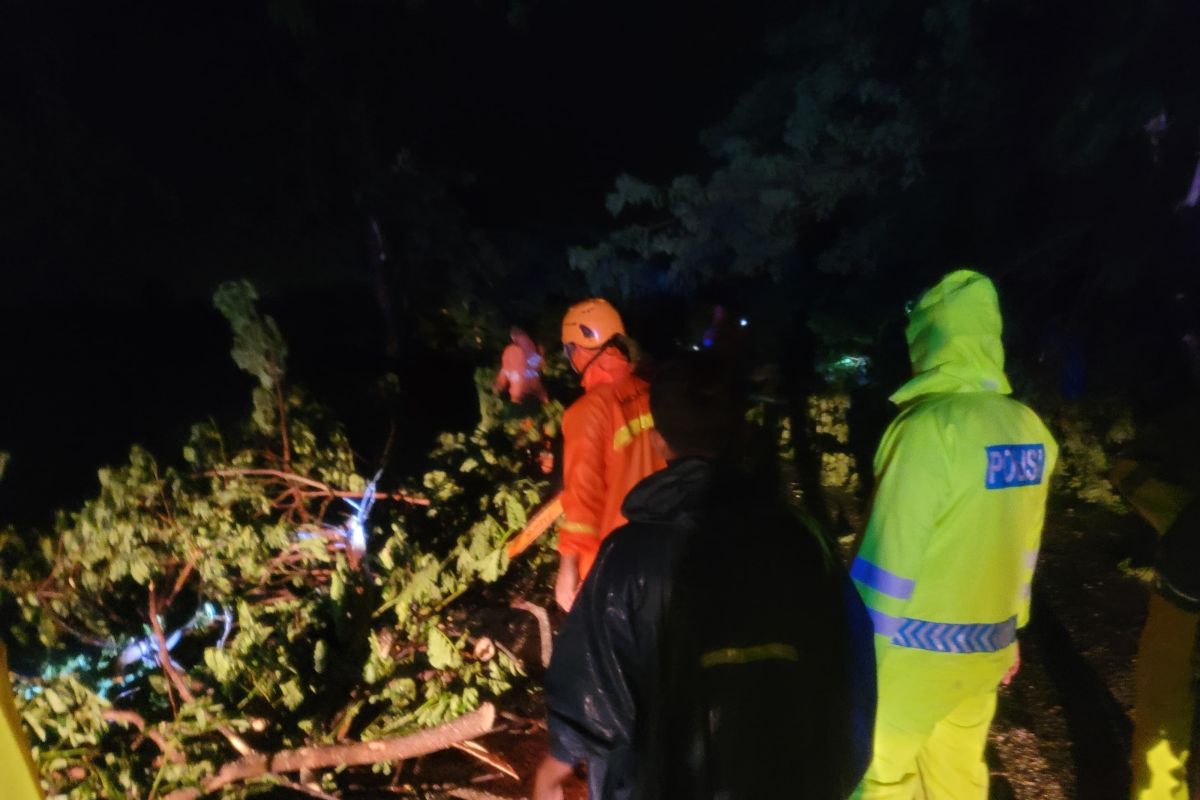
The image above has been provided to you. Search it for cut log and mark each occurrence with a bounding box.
[162,703,495,799]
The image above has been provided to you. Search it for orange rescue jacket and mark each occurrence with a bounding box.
[559,350,665,578]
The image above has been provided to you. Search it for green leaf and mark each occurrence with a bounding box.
[425,628,462,670]
[129,558,151,585]
[205,648,234,684]
[313,640,328,675]
[502,494,526,531]
[280,680,304,711]
[477,548,505,583]
[44,689,68,715]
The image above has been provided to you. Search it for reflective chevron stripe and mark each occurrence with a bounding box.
[1024,550,1039,569]
[850,557,915,600]
[867,609,1017,653]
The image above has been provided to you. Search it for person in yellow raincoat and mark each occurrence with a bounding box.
[2,642,44,800]
[851,270,1058,799]
[1111,400,1200,800]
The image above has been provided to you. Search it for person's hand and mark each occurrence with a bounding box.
[533,755,574,800]
[555,555,580,612]
[1001,642,1021,686]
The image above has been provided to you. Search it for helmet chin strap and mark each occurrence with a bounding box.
[571,337,618,378]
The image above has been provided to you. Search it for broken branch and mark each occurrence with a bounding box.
[103,709,185,765]
[511,599,552,668]
[164,703,496,799]
[149,587,257,758]
[452,740,519,781]
[206,469,429,506]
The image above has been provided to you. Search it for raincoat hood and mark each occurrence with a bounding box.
[620,458,712,528]
[891,269,1013,405]
[580,347,634,392]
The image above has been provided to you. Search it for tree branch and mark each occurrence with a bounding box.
[275,383,293,469]
[148,587,258,758]
[278,780,340,800]
[164,558,197,610]
[451,739,519,781]
[205,469,429,506]
[511,600,552,668]
[102,710,185,764]
[162,703,495,799]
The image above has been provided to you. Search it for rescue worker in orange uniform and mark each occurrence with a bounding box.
[556,299,666,611]
[493,326,548,404]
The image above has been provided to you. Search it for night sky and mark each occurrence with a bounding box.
[3,0,783,298]
[3,1,1200,524]
[1,1,788,522]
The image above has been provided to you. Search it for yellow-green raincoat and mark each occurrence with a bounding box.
[851,270,1058,799]
[2,643,44,800]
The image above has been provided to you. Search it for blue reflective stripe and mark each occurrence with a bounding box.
[850,558,915,600]
[866,607,903,638]
[892,616,1018,653]
[867,609,1017,653]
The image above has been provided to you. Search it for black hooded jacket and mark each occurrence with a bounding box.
[544,458,876,799]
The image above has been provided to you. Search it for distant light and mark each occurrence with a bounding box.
[691,345,700,351]
[739,318,748,327]
[702,337,713,348]
[836,355,869,369]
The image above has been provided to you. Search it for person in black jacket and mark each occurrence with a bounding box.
[534,354,876,800]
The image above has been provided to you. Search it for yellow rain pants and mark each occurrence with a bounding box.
[1131,594,1196,800]
[852,645,1010,800]
[1115,466,1198,800]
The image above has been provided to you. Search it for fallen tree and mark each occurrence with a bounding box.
[1,281,561,799]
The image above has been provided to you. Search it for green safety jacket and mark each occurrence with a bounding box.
[852,270,1058,658]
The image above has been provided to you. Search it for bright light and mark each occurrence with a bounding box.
[344,471,382,558]
[739,318,748,327]
[691,345,700,351]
